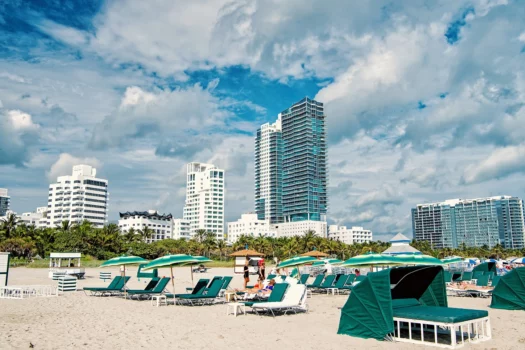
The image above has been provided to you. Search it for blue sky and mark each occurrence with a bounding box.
[2,0,525,241]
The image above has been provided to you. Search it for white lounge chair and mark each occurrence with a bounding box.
[251,284,308,317]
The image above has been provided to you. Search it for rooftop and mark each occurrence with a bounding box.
[119,211,173,220]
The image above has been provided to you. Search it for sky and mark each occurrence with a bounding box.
[1,0,525,241]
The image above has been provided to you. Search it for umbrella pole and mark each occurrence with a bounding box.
[191,264,194,284]
[171,265,176,306]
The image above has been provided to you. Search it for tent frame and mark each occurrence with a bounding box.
[393,316,491,349]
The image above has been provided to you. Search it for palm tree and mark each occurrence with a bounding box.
[139,226,153,242]
[0,212,19,239]
[301,230,317,252]
[57,220,73,234]
[123,227,141,244]
[216,239,227,260]
[194,229,207,243]
[202,232,217,258]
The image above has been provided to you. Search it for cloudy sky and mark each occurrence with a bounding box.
[1,0,525,240]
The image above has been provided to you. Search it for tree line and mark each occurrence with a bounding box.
[1,213,524,262]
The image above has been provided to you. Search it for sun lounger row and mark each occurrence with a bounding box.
[306,274,365,294]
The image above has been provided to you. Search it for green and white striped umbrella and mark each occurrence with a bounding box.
[277,256,317,269]
[341,253,399,267]
[394,254,444,266]
[100,255,148,267]
[312,258,343,266]
[441,256,463,265]
[142,254,199,294]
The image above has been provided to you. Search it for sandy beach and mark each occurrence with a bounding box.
[1,267,524,350]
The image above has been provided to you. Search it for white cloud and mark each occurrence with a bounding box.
[0,107,40,166]
[46,153,103,182]
[462,144,525,184]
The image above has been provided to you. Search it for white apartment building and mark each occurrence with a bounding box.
[0,188,9,217]
[183,162,225,240]
[172,218,191,240]
[118,210,173,243]
[227,213,277,243]
[328,225,373,244]
[274,220,328,238]
[47,165,108,228]
[19,207,49,227]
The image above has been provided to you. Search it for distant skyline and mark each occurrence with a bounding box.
[2,1,525,241]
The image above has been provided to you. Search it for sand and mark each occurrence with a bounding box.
[1,267,524,350]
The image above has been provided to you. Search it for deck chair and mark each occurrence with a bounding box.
[473,271,484,280]
[298,274,309,285]
[485,272,495,281]
[83,276,121,295]
[168,279,209,299]
[459,271,473,282]
[345,274,356,285]
[306,274,324,289]
[252,284,308,317]
[317,275,336,293]
[242,283,289,308]
[332,275,349,294]
[267,274,276,280]
[83,276,130,296]
[127,277,170,299]
[355,275,366,282]
[476,275,490,287]
[125,277,160,294]
[176,278,224,305]
[443,271,452,283]
[219,276,233,297]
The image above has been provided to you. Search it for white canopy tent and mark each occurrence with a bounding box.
[48,253,84,279]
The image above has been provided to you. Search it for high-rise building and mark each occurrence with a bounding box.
[47,165,108,228]
[227,213,277,243]
[255,117,283,224]
[328,225,373,245]
[172,218,191,240]
[0,188,10,217]
[183,162,225,239]
[280,97,327,222]
[118,210,173,243]
[412,196,525,249]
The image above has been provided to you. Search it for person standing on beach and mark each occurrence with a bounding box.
[258,260,266,287]
[244,259,250,289]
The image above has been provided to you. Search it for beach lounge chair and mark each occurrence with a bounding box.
[476,275,490,287]
[317,275,336,294]
[298,274,309,285]
[306,274,324,289]
[443,271,452,284]
[126,277,170,300]
[490,275,500,287]
[251,284,308,317]
[346,274,356,285]
[124,277,160,294]
[169,279,209,299]
[458,271,473,282]
[219,276,233,297]
[176,278,224,306]
[83,276,130,296]
[485,272,495,281]
[472,271,484,280]
[330,275,349,294]
[355,275,366,282]
[267,274,276,281]
[242,283,289,308]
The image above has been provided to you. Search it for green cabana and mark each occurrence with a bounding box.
[338,266,447,340]
[472,262,497,274]
[490,267,525,310]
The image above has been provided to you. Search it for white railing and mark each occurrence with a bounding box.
[0,285,58,299]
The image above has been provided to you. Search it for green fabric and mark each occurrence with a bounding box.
[171,279,209,298]
[346,274,356,285]
[127,277,169,295]
[476,275,490,287]
[491,267,525,310]
[242,283,288,307]
[178,278,223,299]
[419,269,448,307]
[393,305,488,323]
[334,275,349,289]
[298,274,309,284]
[290,267,299,278]
[267,274,276,280]
[391,298,421,309]
[473,271,484,280]
[277,256,317,268]
[137,264,158,279]
[84,276,121,291]
[206,276,223,289]
[319,275,336,288]
[443,271,452,283]
[459,271,473,281]
[485,272,495,280]
[307,274,324,288]
[355,275,366,282]
[142,254,196,271]
[220,276,233,290]
[341,253,399,267]
[473,262,497,274]
[125,277,160,293]
[338,269,393,340]
[100,255,148,267]
[491,275,501,287]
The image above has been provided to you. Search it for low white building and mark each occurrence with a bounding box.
[172,218,191,240]
[328,225,373,244]
[274,220,328,238]
[118,210,173,243]
[227,213,277,243]
[19,207,49,227]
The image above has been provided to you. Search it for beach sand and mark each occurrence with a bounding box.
[1,267,524,350]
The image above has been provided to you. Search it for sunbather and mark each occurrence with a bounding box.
[237,279,276,295]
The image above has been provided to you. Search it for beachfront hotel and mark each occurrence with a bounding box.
[46,165,108,228]
[172,218,191,240]
[226,213,277,243]
[328,225,373,244]
[412,196,525,249]
[118,210,173,243]
[251,97,328,238]
[183,162,225,240]
[0,188,10,217]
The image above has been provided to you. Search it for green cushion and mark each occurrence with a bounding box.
[391,298,421,309]
[393,306,488,323]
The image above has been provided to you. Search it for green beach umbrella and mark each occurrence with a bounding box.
[441,257,463,265]
[340,253,399,267]
[277,256,317,269]
[394,254,444,266]
[312,258,343,266]
[142,254,199,295]
[100,255,148,297]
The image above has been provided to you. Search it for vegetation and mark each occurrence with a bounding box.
[1,214,524,265]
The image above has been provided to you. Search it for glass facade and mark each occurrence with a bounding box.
[412,196,525,249]
[281,97,327,222]
[0,194,9,217]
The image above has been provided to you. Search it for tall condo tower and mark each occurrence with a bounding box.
[47,165,108,228]
[183,162,225,239]
[0,188,10,217]
[280,97,327,222]
[255,117,283,224]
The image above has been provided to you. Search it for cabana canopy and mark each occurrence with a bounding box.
[472,262,497,274]
[338,266,447,340]
[300,250,329,258]
[490,267,525,310]
[229,249,264,257]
